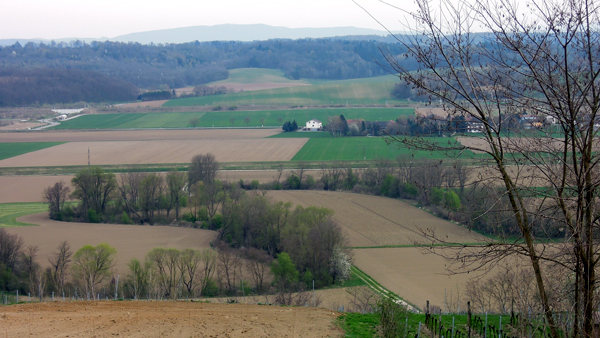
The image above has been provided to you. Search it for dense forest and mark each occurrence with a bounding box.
[0,38,411,106]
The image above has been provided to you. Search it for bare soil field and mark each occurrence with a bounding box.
[0,175,74,203]
[6,213,217,274]
[0,121,46,131]
[0,129,281,142]
[116,100,169,108]
[216,82,310,92]
[267,190,487,247]
[0,301,342,338]
[0,138,308,167]
[415,108,448,118]
[353,247,488,311]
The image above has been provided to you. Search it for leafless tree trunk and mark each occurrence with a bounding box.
[48,241,72,295]
[375,0,600,336]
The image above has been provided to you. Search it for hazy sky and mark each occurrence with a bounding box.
[0,0,412,40]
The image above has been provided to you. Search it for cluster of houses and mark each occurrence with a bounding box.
[301,111,561,136]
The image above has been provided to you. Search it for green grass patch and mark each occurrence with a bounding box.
[291,136,474,161]
[0,142,65,160]
[51,112,207,130]
[164,75,403,107]
[337,312,380,338]
[0,203,48,227]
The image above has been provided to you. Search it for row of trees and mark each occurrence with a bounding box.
[0,230,346,303]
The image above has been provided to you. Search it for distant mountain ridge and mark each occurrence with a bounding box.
[0,24,391,46]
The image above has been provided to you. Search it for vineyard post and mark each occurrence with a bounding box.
[452,317,455,338]
[467,301,471,338]
[405,317,409,338]
[16,290,18,303]
[485,313,488,338]
[418,322,422,338]
[498,316,501,338]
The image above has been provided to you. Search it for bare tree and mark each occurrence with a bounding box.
[189,153,218,186]
[48,241,72,295]
[243,247,273,292]
[165,170,186,220]
[376,0,600,336]
[216,243,242,294]
[42,181,70,220]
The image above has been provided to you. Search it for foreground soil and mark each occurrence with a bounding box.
[0,301,343,337]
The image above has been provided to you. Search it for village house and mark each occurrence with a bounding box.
[305,119,322,131]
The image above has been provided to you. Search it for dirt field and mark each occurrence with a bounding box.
[353,247,491,311]
[116,100,169,108]
[0,129,281,142]
[6,213,217,274]
[0,301,342,338]
[0,121,46,131]
[267,190,487,247]
[0,138,308,167]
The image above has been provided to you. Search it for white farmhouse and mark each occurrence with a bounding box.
[305,119,322,131]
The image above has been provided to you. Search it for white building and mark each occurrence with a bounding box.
[305,119,322,131]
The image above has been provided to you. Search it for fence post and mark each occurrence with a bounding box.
[485,312,488,338]
[405,317,409,338]
[16,290,18,303]
[452,317,455,338]
[468,301,471,338]
[418,322,422,338]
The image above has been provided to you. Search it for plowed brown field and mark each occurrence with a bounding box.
[6,213,217,274]
[0,129,281,142]
[0,138,307,167]
[267,190,486,247]
[0,301,342,338]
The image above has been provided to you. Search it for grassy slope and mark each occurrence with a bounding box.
[0,142,65,160]
[0,203,47,227]
[163,74,403,107]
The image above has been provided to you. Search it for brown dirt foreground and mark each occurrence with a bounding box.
[0,301,342,338]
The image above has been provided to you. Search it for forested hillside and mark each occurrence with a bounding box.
[0,38,413,106]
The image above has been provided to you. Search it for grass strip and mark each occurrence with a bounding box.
[0,142,65,161]
[0,203,48,227]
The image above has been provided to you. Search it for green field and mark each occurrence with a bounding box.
[164,74,403,107]
[0,142,65,160]
[291,136,474,161]
[0,203,47,227]
[51,108,413,129]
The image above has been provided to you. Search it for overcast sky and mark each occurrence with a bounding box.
[0,0,413,40]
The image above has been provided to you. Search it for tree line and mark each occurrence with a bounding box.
[0,38,411,98]
[0,232,348,303]
[0,68,139,106]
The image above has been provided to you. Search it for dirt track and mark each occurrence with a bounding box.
[0,301,342,338]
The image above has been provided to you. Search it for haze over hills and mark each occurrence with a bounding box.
[0,24,392,46]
